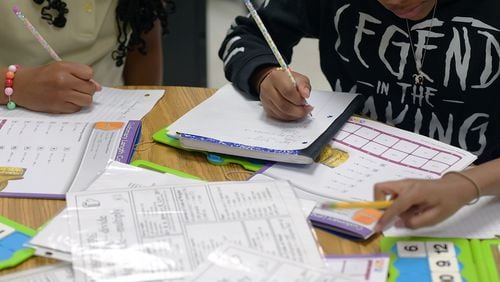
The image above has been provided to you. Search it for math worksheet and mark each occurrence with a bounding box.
[66,180,324,282]
[263,116,477,202]
[0,87,163,122]
[190,245,353,282]
[0,119,140,198]
[0,263,74,282]
[28,161,202,261]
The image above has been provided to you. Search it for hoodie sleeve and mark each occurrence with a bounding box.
[218,0,319,97]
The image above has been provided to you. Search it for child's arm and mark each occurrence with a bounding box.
[374,158,500,231]
[1,62,98,113]
[219,0,319,97]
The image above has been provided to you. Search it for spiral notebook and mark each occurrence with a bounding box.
[168,84,365,164]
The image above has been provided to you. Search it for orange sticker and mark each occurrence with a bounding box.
[94,122,124,130]
[352,208,383,225]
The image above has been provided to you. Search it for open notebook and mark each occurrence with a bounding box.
[167,84,365,164]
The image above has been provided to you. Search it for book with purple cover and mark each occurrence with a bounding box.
[0,119,141,199]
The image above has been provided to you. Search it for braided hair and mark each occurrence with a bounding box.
[32,0,175,66]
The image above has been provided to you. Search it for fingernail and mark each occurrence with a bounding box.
[90,79,102,91]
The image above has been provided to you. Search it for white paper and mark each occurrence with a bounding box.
[259,116,476,239]
[0,87,163,122]
[190,245,355,282]
[0,263,74,282]
[0,119,136,197]
[169,83,359,151]
[66,180,324,282]
[263,116,477,202]
[28,160,201,260]
[0,221,14,240]
[249,173,316,216]
[325,254,390,282]
[384,196,500,239]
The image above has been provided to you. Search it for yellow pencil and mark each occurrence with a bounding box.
[319,200,393,210]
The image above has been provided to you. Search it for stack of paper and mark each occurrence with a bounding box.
[24,161,390,282]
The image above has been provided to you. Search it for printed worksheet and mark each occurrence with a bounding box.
[190,245,354,282]
[0,263,74,282]
[66,180,324,282]
[28,161,202,261]
[0,119,140,198]
[0,87,163,122]
[325,254,390,282]
[263,116,477,202]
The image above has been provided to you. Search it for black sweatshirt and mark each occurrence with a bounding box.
[219,0,500,164]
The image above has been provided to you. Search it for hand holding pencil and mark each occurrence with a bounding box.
[244,0,314,121]
[6,6,100,114]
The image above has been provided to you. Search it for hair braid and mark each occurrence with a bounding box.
[32,0,176,67]
[113,0,175,66]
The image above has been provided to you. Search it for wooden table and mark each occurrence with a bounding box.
[0,86,380,276]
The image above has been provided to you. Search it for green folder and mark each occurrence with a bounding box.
[152,127,266,172]
[131,160,201,180]
[0,216,36,270]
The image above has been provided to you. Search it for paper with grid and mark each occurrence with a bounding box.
[262,116,477,202]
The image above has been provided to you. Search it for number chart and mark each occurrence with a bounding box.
[381,237,500,282]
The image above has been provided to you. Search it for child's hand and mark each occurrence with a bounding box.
[14,61,100,113]
[256,67,313,121]
[373,174,478,232]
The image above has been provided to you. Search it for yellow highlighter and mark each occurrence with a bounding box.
[319,200,393,210]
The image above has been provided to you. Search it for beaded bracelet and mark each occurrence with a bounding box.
[4,64,18,110]
[443,171,482,205]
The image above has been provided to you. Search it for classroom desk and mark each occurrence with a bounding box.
[0,86,380,276]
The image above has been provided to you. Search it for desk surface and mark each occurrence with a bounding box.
[0,86,380,275]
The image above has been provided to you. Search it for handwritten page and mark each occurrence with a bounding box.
[384,196,500,239]
[0,263,74,282]
[66,180,324,282]
[190,245,353,282]
[168,83,359,151]
[0,87,163,122]
[263,116,477,202]
[28,160,201,260]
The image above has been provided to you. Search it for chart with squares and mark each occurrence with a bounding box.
[381,237,479,282]
[334,120,465,175]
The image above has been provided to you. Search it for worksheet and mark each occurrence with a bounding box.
[262,116,477,202]
[0,87,164,122]
[325,254,390,282]
[66,180,323,282]
[190,245,353,282]
[28,161,202,261]
[0,263,74,282]
[0,119,140,198]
